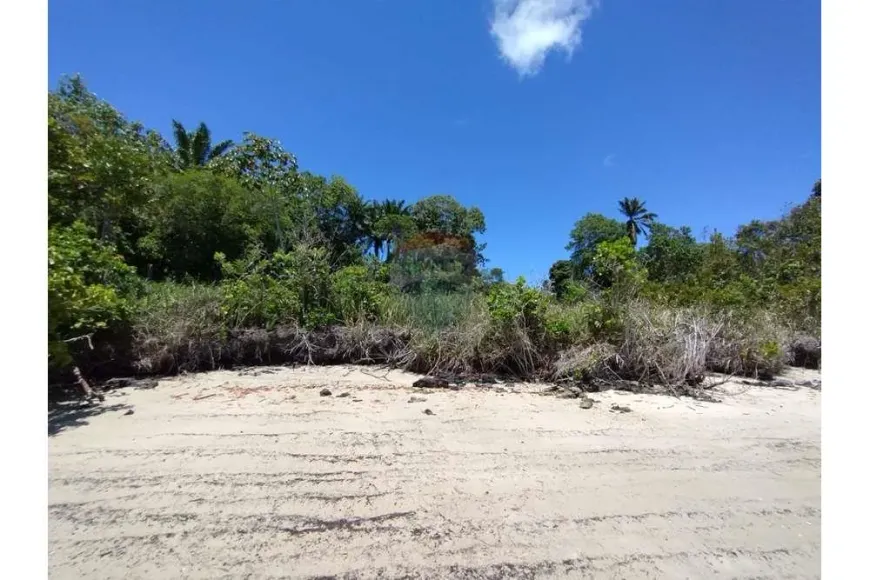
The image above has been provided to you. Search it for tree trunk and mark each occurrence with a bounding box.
[71,365,94,399]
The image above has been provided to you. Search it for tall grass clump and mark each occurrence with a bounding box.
[132,282,226,374]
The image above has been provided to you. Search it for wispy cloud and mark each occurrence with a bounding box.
[489,0,598,77]
[603,153,616,168]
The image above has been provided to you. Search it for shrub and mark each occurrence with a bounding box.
[542,304,588,347]
[216,245,333,329]
[589,237,647,290]
[331,265,391,324]
[131,282,225,373]
[48,222,140,370]
[486,277,546,331]
[706,312,787,379]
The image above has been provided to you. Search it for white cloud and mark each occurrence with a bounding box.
[490,0,598,76]
[603,153,616,167]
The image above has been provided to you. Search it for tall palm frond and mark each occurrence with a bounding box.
[618,197,658,246]
[209,139,234,161]
[171,120,233,168]
[171,120,192,168]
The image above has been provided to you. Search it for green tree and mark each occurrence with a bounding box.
[547,260,578,299]
[210,132,299,191]
[565,213,626,277]
[171,120,233,168]
[49,222,141,371]
[411,195,486,238]
[139,170,267,280]
[48,75,172,260]
[618,197,658,246]
[367,199,415,260]
[589,237,646,290]
[641,224,703,284]
[294,173,369,266]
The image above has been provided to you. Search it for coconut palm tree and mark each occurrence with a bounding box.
[171,120,233,168]
[617,197,658,246]
[364,199,413,260]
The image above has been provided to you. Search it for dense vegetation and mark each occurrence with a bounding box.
[48,76,821,395]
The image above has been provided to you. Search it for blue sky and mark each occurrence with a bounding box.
[48,0,820,282]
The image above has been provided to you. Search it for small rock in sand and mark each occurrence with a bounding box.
[319,388,332,397]
[337,392,351,398]
[123,409,135,416]
[610,404,632,413]
[408,396,428,403]
[578,399,594,410]
[423,408,436,416]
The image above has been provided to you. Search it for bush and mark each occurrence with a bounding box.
[48,222,140,370]
[485,277,546,330]
[331,265,391,324]
[132,282,225,373]
[216,245,333,329]
[706,313,787,379]
[542,303,588,347]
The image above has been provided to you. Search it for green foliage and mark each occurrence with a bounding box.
[45,76,821,385]
[411,194,486,238]
[48,223,140,369]
[331,265,392,323]
[589,237,647,290]
[140,170,269,280]
[48,76,172,261]
[486,277,547,333]
[541,304,588,346]
[210,132,298,191]
[617,197,658,246]
[547,259,576,299]
[566,213,627,277]
[216,245,335,329]
[171,120,233,169]
[642,224,703,284]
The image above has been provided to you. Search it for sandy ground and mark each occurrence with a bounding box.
[48,365,820,579]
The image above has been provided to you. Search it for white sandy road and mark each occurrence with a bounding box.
[48,365,820,579]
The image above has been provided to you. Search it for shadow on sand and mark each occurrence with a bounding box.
[48,401,132,436]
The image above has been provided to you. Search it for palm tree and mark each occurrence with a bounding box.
[617,197,658,246]
[364,199,412,260]
[171,120,233,168]
[364,201,387,259]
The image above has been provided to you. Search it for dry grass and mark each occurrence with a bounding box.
[124,283,813,393]
[706,312,788,379]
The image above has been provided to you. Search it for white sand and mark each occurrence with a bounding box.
[48,365,820,579]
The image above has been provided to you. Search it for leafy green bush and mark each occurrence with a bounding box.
[331,265,391,323]
[542,303,588,347]
[216,248,303,329]
[589,237,647,290]
[48,223,140,369]
[485,277,545,327]
[139,170,268,280]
